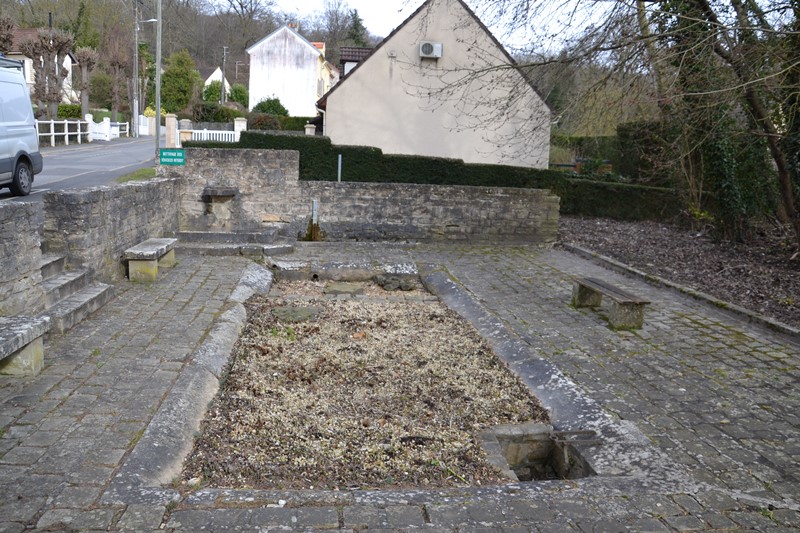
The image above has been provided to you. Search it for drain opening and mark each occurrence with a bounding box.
[479,422,598,481]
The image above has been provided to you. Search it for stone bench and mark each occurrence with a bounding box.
[124,238,178,282]
[0,316,51,376]
[572,277,650,330]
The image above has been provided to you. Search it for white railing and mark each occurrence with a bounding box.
[35,119,90,147]
[113,121,130,137]
[86,114,129,141]
[191,129,236,142]
[35,116,130,146]
[138,115,150,136]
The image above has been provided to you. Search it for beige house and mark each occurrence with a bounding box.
[318,0,551,168]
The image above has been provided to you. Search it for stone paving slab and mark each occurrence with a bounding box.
[0,243,798,532]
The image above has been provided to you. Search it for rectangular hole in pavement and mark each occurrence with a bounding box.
[479,423,597,482]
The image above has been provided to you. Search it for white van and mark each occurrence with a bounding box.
[0,56,43,196]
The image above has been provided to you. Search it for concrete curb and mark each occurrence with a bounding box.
[561,243,800,342]
[102,262,274,506]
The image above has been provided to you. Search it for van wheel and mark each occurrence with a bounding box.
[10,160,32,196]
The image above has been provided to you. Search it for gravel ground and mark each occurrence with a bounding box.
[182,281,549,491]
[558,215,800,329]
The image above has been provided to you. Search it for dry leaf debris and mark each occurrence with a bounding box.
[182,281,549,490]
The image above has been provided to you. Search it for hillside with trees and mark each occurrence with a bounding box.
[0,0,378,118]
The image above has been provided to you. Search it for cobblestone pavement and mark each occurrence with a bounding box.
[1,243,798,532]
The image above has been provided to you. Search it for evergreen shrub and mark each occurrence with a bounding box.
[57,104,82,119]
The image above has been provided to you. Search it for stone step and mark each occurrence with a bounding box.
[177,230,279,244]
[39,253,66,281]
[46,283,115,335]
[176,242,295,257]
[41,270,91,307]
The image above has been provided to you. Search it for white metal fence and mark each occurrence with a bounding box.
[35,119,90,147]
[86,115,129,141]
[190,129,236,142]
[35,115,130,146]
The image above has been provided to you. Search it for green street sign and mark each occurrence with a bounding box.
[159,148,186,166]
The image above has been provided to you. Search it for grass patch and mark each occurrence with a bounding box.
[116,166,156,183]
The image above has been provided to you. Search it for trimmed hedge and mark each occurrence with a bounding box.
[58,104,82,119]
[247,114,316,131]
[281,116,315,131]
[184,132,682,221]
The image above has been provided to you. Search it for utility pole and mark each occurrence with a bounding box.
[133,17,157,138]
[133,3,139,137]
[221,46,228,105]
[155,0,162,159]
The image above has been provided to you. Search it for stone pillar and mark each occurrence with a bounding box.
[234,117,247,142]
[177,119,193,148]
[304,123,316,136]
[165,114,178,148]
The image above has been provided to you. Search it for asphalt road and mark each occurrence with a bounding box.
[0,136,157,203]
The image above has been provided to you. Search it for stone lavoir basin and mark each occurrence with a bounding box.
[180,278,596,490]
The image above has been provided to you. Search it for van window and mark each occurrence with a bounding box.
[0,80,32,122]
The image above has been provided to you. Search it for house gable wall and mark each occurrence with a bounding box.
[324,0,551,168]
[247,27,323,116]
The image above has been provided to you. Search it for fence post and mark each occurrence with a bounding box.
[64,120,69,146]
[84,114,94,143]
[165,114,178,148]
[234,117,247,142]
[50,121,55,147]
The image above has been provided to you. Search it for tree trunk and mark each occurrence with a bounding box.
[80,65,90,117]
[111,64,120,122]
[715,52,800,247]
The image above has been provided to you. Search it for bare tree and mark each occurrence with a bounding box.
[0,15,15,54]
[19,28,74,118]
[461,0,800,246]
[74,46,97,116]
[101,25,129,121]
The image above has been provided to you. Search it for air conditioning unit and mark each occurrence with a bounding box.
[419,41,443,59]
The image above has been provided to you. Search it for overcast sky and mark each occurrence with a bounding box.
[272,0,425,38]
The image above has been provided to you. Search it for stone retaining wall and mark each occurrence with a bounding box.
[165,148,560,243]
[4,147,558,295]
[0,202,44,315]
[43,179,181,281]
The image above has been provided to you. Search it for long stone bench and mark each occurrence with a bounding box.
[572,277,650,330]
[0,316,51,376]
[124,238,178,282]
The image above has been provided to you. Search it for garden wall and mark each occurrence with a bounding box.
[0,202,44,315]
[43,179,181,281]
[164,148,560,243]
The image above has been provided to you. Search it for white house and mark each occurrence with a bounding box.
[246,25,338,117]
[318,0,551,168]
[7,28,78,103]
[201,66,231,95]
